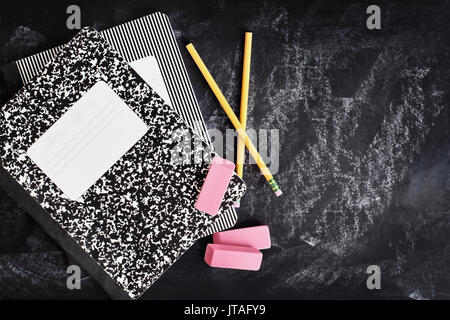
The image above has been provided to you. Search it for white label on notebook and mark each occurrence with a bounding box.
[129,56,172,106]
[27,81,148,201]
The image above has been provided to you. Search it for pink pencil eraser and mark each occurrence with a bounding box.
[195,156,235,216]
[213,225,271,250]
[204,244,262,271]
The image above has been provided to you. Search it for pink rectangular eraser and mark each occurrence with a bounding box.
[204,244,262,271]
[195,156,235,216]
[213,225,271,250]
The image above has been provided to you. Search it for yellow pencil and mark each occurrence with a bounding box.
[236,32,252,179]
[186,43,282,197]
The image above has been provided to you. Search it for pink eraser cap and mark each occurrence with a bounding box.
[275,190,282,197]
[213,225,271,250]
[204,244,262,271]
[195,156,235,216]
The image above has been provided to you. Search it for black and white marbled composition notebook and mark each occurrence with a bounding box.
[0,27,246,299]
[6,12,240,235]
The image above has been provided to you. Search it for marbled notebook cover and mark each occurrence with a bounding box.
[2,12,240,235]
[0,27,246,299]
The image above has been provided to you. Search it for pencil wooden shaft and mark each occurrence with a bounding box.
[236,32,252,178]
[186,43,281,196]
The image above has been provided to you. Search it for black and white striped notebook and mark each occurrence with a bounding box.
[4,12,237,235]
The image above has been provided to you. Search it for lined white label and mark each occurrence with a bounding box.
[27,81,148,201]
